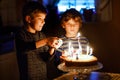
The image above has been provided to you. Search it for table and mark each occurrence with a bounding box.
[54,62,120,80]
[54,72,120,80]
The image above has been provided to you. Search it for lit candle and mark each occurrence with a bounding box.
[89,48,93,55]
[71,46,74,57]
[87,46,89,55]
[78,42,82,54]
[76,32,81,38]
[68,41,71,56]
[77,32,82,54]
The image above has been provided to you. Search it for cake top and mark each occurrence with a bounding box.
[62,55,97,62]
[60,48,97,62]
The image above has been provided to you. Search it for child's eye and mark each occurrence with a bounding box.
[66,24,71,26]
[38,18,42,20]
[38,18,44,21]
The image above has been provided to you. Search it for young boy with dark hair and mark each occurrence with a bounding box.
[15,1,61,80]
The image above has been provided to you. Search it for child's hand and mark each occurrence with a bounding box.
[47,37,63,49]
[55,39,63,49]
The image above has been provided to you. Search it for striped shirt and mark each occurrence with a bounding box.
[59,36,89,53]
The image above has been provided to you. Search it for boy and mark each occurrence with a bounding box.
[15,1,60,80]
[54,8,89,66]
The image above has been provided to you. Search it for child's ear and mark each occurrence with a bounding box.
[62,24,65,28]
[25,15,31,23]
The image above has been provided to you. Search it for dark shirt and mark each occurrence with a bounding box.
[15,27,49,80]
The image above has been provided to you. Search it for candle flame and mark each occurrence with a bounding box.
[76,32,81,38]
[89,48,93,55]
[87,46,89,55]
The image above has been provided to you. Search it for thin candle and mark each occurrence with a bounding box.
[89,48,93,55]
[68,41,71,56]
[77,32,82,54]
[78,41,82,54]
[87,46,89,55]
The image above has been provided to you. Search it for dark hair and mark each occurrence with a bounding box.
[60,8,82,26]
[22,1,47,25]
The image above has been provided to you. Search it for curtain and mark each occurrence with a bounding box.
[95,0,112,22]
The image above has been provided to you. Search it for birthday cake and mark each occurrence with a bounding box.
[58,33,98,67]
[61,55,98,67]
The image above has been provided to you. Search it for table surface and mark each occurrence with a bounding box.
[54,72,120,80]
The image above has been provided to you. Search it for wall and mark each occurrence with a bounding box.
[81,0,120,73]
[0,52,19,80]
[0,0,18,26]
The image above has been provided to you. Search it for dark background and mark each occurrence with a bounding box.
[0,0,120,80]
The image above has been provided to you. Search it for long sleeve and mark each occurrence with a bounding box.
[15,28,36,53]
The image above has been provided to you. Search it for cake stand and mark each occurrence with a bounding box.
[58,62,103,80]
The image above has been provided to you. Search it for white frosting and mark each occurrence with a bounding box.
[66,55,97,62]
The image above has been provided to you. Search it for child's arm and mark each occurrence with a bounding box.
[49,47,55,55]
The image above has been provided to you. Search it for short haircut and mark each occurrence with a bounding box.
[60,8,82,26]
[22,1,47,25]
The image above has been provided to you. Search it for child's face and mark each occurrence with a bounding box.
[62,19,81,37]
[28,13,46,32]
